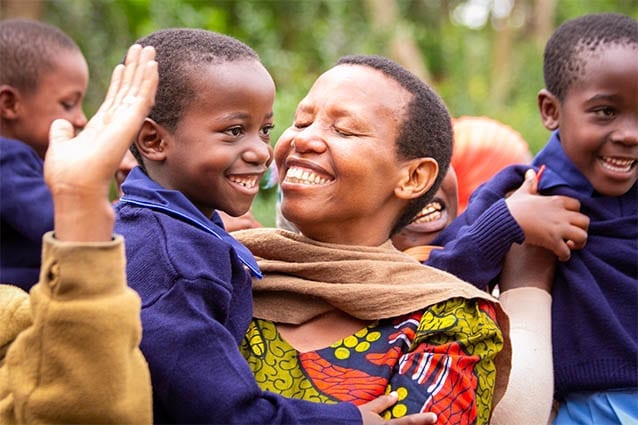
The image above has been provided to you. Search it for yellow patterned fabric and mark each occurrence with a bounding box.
[241,297,502,425]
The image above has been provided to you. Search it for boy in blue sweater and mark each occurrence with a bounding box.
[429,13,638,423]
[0,19,88,291]
[114,28,435,425]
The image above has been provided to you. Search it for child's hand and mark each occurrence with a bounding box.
[358,392,438,424]
[505,168,589,261]
[44,44,158,241]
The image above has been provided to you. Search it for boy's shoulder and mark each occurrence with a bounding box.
[0,136,41,162]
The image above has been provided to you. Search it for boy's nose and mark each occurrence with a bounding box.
[73,109,88,130]
[243,139,273,165]
[615,117,638,145]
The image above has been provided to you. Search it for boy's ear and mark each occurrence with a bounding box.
[538,89,560,131]
[135,118,168,161]
[0,85,20,120]
[394,157,438,200]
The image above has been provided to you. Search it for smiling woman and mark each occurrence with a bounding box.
[234,55,511,425]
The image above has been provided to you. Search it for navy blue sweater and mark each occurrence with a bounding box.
[431,132,638,398]
[115,167,360,424]
[0,137,53,290]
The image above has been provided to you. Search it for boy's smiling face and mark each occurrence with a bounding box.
[8,50,88,159]
[543,44,638,196]
[151,59,275,218]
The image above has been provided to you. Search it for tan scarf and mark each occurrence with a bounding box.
[234,228,511,407]
[234,228,502,322]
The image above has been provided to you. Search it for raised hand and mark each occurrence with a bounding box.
[44,44,158,241]
[505,168,589,261]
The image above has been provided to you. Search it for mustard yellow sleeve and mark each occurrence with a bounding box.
[0,232,152,424]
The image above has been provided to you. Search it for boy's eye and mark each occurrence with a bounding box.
[261,124,275,136]
[225,126,243,137]
[61,101,76,111]
[593,106,616,119]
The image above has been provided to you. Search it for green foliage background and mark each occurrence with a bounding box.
[35,0,638,225]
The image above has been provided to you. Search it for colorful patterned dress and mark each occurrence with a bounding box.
[241,297,502,425]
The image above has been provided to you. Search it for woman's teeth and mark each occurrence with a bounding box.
[284,167,330,185]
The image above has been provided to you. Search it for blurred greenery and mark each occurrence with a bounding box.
[3,0,635,226]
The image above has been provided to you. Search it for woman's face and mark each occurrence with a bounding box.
[274,64,414,246]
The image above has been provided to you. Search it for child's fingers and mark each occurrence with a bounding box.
[554,242,571,262]
[555,195,581,212]
[112,44,143,106]
[137,60,158,108]
[49,119,75,145]
[564,225,588,250]
[127,46,156,99]
[521,168,538,194]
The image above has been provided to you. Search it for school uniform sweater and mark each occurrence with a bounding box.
[114,167,361,425]
[0,137,54,290]
[431,131,638,398]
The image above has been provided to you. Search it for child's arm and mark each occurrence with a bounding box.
[1,44,158,424]
[505,168,589,261]
[426,165,588,289]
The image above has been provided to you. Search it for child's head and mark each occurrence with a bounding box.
[131,29,275,218]
[538,13,638,196]
[274,55,452,243]
[0,18,88,159]
[391,165,458,251]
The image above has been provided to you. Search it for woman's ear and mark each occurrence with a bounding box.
[0,85,20,120]
[395,157,438,200]
[538,89,560,131]
[135,118,168,161]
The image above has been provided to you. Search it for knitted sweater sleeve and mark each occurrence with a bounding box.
[426,199,524,289]
[0,232,152,424]
[426,165,528,289]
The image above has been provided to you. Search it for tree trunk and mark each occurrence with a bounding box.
[363,0,431,82]
[0,0,44,20]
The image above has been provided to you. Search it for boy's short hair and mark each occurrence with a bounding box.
[0,18,80,95]
[335,55,453,235]
[135,28,259,132]
[131,28,260,168]
[543,13,638,102]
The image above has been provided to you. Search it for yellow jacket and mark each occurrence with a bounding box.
[0,232,152,424]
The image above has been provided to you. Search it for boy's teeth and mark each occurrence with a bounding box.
[411,201,442,223]
[601,157,636,172]
[285,167,330,185]
[229,176,257,188]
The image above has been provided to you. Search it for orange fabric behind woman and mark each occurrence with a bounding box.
[452,116,531,213]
